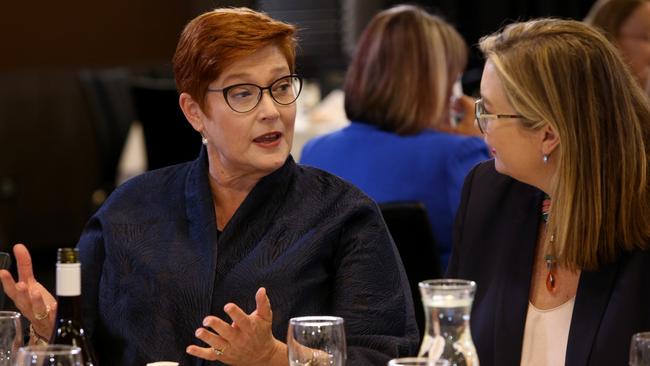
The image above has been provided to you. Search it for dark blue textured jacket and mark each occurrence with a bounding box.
[78,148,419,365]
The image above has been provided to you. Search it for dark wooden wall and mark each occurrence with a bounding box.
[0,1,194,267]
[0,1,191,70]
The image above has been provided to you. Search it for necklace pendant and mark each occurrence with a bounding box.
[545,255,557,292]
[546,270,556,292]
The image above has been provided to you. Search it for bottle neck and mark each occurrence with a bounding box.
[55,262,82,321]
[55,295,82,322]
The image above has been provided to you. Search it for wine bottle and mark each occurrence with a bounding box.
[51,248,98,365]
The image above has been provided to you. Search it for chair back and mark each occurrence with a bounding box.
[131,77,201,170]
[79,68,135,196]
[379,201,443,335]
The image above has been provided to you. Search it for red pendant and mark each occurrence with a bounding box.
[546,270,556,292]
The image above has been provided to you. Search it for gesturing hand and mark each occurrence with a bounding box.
[0,244,57,341]
[187,287,287,366]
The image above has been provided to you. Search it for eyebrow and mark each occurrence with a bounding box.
[221,67,290,85]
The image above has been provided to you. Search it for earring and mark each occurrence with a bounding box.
[543,154,549,164]
[201,134,208,145]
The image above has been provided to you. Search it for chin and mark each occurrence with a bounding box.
[257,151,289,172]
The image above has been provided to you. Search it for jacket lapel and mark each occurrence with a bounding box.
[565,259,620,365]
[184,147,219,315]
[492,186,542,365]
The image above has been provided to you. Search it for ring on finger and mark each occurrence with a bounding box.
[33,304,51,321]
[212,346,225,356]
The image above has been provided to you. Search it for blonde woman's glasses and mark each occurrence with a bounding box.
[474,98,524,134]
[207,75,302,113]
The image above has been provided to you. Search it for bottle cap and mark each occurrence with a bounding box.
[57,248,79,263]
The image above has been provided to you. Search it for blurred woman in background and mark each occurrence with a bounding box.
[301,5,489,269]
[448,18,650,365]
[585,0,650,95]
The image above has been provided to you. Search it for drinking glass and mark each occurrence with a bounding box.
[418,279,479,366]
[630,332,650,366]
[388,357,451,366]
[13,345,82,366]
[287,316,346,366]
[0,311,22,365]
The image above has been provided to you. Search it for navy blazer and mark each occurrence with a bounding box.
[447,160,650,366]
[78,148,419,365]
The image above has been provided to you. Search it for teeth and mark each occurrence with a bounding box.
[255,133,279,142]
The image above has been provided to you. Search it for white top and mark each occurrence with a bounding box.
[520,297,575,366]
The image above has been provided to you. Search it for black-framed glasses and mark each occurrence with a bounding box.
[474,98,525,134]
[206,74,302,113]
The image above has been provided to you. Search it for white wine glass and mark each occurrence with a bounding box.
[13,345,82,366]
[388,357,451,366]
[287,316,346,366]
[0,311,22,365]
[630,332,650,366]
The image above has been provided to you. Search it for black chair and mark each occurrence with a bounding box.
[131,77,201,170]
[379,201,443,335]
[79,68,136,206]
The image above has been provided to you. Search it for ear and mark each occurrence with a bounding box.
[179,92,206,134]
[541,123,560,156]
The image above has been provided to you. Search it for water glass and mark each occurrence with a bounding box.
[630,332,650,366]
[389,357,451,366]
[0,311,22,365]
[13,345,82,366]
[418,279,479,366]
[287,316,346,366]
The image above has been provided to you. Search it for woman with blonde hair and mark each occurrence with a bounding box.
[447,18,650,365]
[585,0,650,94]
[301,4,488,269]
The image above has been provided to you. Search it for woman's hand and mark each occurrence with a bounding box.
[187,287,287,366]
[0,244,57,342]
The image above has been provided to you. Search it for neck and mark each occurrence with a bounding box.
[206,148,267,192]
[55,295,82,322]
[207,164,260,231]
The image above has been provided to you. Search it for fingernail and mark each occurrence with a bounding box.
[195,328,202,337]
[202,318,209,327]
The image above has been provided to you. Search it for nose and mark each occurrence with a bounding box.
[256,90,281,121]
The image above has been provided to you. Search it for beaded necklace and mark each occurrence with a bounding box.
[541,195,557,292]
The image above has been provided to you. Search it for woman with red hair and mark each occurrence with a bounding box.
[0,8,418,365]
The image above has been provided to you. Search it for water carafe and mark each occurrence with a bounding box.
[418,279,479,366]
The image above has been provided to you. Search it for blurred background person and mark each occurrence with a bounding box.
[0,8,419,365]
[585,0,650,95]
[448,18,650,365]
[300,4,489,270]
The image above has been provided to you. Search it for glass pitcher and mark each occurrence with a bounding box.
[418,279,479,366]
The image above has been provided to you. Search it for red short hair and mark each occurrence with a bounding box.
[173,7,297,110]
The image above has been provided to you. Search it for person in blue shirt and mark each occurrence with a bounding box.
[301,5,489,268]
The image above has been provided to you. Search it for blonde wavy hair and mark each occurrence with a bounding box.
[479,18,650,270]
